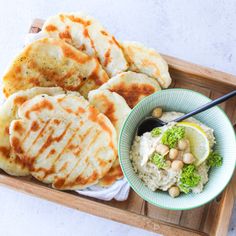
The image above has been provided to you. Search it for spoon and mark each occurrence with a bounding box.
[137,90,236,136]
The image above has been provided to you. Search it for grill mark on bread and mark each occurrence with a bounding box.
[48,126,78,170]
[37,128,55,155]
[0,146,10,157]
[45,25,58,32]
[88,62,108,86]
[59,162,68,172]
[50,149,56,155]
[36,165,56,179]
[67,15,91,26]
[88,106,99,121]
[65,108,73,113]
[111,36,122,50]
[39,126,78,180]
[25,122,72,176]
[78,44,86,51]
[109,82,155,108]
[5,126,9,135]
[53,119,61,125]
[74,159,95,186]
[59,30,72,40]
[55,129,102,188]
[11,137,23,154]
[25,100,54,119]
[77,107,86,115]
[29,77,41,86]
[21,155,35,170]
[97,94,117,124]
[83,28,89,38]
[100,30,108,36]
[13,96,27,105]
[23,119,51,154]
[100,165,123,185]
[88,106,114,150]
[104,48,111,67]
[81,26,98,61]
[31,121,40,132]
[79,126,93,142]
[61,44,90,64]
[12,121,25,134]
[75,170,99,187]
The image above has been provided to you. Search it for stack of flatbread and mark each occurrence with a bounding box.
[0,12,171,190]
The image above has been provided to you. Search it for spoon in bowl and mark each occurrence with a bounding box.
[137,90,236,136]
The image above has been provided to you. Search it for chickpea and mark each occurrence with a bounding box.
[155,144,169,156]
[168,186,180,198]
[169,148,179,160]
[171,160,184,171]
[176,150,184,161]
[183,153,195,164]
[164,160,172,169]
[152,107,163,118]
[178,139,189,151]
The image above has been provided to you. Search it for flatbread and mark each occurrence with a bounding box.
[0,87,65,176]
[9,93,117,190]
[122,41,171,88]
[98,71,161,108]
[2,37,109,98]
[42,13,128,77]
[88,89,131,134]
[99,159,123,187]
[88,89,131,186]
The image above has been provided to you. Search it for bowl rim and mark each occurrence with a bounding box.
[118,88,236,210]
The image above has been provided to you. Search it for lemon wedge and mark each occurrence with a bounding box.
[177,121,210,166]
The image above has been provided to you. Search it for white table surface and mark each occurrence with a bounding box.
[0,0,235,235]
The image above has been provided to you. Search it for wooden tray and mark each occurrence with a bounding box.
[0,19,236,236]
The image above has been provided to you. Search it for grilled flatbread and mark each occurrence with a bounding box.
[88,89,131,134]
[99,159,123,187]
[122,41,171,88]
[98,71,161,108]
[88,89,131,186]
[42,13,128,77]
[0,87,65,176]
[2,37,109,98]
[9,93,117,190]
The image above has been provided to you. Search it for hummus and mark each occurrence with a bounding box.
[130,111,215,195]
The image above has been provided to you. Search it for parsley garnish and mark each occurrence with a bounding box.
[179,164,201,194]
[150,152,166,169]
[161,126,185,148]
[207,151,223,167]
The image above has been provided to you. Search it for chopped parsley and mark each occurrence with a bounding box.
[179,164,201,194]
[151,127,162,137]
[161,126,185,148]
[207,151,223,167]
[150,152,166,169]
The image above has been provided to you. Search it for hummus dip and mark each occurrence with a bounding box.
[130,111,216,196]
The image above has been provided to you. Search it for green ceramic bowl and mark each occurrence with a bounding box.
[119,88,236,210]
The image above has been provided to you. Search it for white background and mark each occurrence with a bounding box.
[0,0,235,235]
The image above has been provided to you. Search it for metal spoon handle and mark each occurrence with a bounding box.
[173,90,236,122]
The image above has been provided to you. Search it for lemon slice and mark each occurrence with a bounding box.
[177,121,210,166]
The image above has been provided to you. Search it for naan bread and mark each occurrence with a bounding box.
[0,87,65,176]
[9,93,117,190]
[98,71,161,108]
[88,89,131,186]
[42,13,128,77]
[88,89,131,134]
[122,41,171,88]
[99,159,123,187]
[2,37,109,98]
